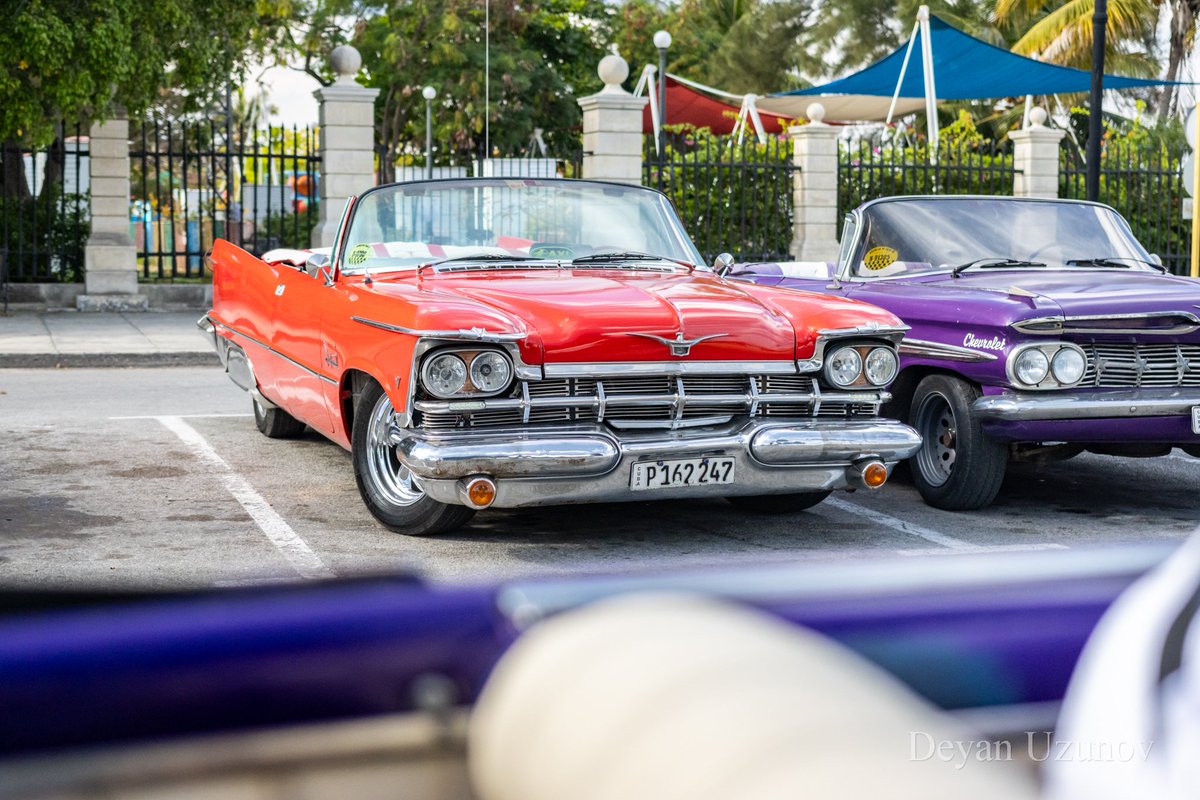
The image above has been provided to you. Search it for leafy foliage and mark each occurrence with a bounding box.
[647,125,794,262]
[838,112,1017,232]
[358,0,607,174]
[1,0,296,146]
[0,193,88,282]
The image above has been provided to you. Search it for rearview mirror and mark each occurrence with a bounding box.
[713,252,735,276]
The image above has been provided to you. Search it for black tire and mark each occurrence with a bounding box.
[351,381,475,536]
[909,374,1007,511]
[726,491,832,513]
[253,395,306,438]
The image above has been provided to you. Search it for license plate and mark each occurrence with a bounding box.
[1193,406,1200,434]
[630,457,735,491]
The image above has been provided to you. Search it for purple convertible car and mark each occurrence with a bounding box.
[734,196,1200,510]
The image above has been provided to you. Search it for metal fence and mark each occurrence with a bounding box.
[378,141,583,185]
[1059,139,1189,275]
[130,120,320,280]
[838,137,1018,235]
[643,132,795,264]
[0,126,89,285]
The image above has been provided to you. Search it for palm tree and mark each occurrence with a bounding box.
[994,0,1160,78]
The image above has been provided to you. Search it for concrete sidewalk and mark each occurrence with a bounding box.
[0,311,218,367]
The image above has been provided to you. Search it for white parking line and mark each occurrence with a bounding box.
[110,413,254,419]
[155,415,335,580]
[824,496,1067,555]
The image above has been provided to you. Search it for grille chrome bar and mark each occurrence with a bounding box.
[413,374,888,431]
[1080,343,1200,388]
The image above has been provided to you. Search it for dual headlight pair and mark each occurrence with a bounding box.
[420,349,514,398]
[1010,343,1087,389]
[823,344,899,389]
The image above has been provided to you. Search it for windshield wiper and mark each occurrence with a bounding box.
[1065,256,1167,273]
[571,250,690,267]
[951,258,1047,278]
[423,253,542,268]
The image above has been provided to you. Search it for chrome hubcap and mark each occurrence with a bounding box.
[365,393,424,507]
[915,392,956,487]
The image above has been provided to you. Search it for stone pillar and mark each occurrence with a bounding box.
[788,104,840,262]
[1010,108,1066,199]
[312,45,380,248]
[577,53,648,185]
[78,110,145,311]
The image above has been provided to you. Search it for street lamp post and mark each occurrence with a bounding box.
[422,86,437,180]
[653,30,671,169]
[1085,0,1107,202]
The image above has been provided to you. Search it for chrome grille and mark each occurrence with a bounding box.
[1080,343,1200,388]
[414,372,885,430]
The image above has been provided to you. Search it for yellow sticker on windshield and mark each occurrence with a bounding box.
[348,244,371,266]
[863,246,898,271]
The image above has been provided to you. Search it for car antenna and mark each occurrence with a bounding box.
[363,269,373,286]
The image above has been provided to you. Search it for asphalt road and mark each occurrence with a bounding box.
[2,367,1197,589]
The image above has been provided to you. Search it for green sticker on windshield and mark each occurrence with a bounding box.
[348,244,371,265]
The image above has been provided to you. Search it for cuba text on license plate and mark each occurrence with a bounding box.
[630,457,735,491]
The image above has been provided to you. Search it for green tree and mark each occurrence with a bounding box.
[358,0,610,175]
[1,0,295,199]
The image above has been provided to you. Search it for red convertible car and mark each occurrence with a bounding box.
[200,179,920,535]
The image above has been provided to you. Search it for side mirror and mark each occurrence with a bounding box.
[304,252,330,278]
[713,252,736,277]
[1149,253,1163,267]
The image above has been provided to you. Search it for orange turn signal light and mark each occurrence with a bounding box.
[460,476,497,509]
[862,461,888,488]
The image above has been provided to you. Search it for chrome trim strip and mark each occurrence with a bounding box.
[543,360,800,377]
[972,388,1200,421]
[817,323,910,338]
[1011,311,1200,336]
[351,316,528,342]
[900,338,1000,363]
[210,318,337,385]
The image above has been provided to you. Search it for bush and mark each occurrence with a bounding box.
[646,125,794,263]
[0,193,88,282]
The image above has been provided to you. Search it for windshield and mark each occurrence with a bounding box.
[339,178,704,273]
[848,198,1152,278]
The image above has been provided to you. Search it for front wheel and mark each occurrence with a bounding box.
[909,375,1007,511]
[352,382,475,536]
[726,491,831,513]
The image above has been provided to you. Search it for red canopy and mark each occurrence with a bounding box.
[642,76,792,136]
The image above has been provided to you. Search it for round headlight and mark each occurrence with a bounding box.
[470,351,513,393]
[1051,346,1086,385]
[825,347,863,388]
[1013,348,1049,386]
[864,347,898,386]
[422,353,467,397]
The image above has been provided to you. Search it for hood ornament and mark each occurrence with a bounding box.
[628,331,728,357]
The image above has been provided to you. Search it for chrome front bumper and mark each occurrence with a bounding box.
[388,418,921,509]
[972,388,1200,421]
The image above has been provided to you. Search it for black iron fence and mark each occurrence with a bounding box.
[643,130,795,264]
[1060,139,1189,275]
[838,136,1018,235]
[0,126,89,284]
[131,120,320,280]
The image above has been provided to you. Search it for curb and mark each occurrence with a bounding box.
[0,352,220,369]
